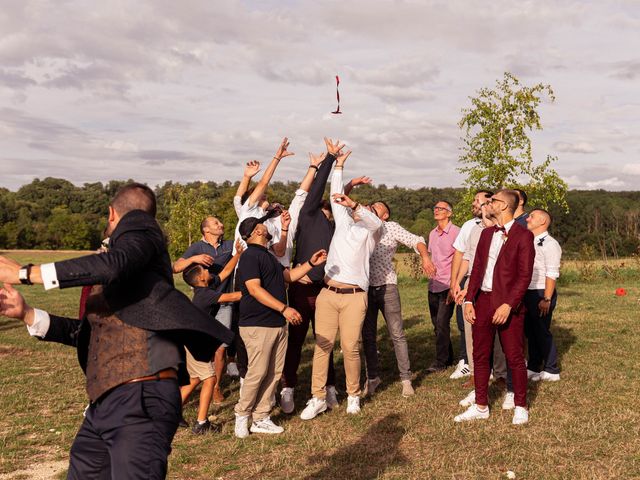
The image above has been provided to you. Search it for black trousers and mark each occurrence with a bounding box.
[524,289,560,374]
[428,289,455,368]
[67,379,181,480]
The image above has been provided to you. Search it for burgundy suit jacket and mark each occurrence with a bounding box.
[466,222,535,312]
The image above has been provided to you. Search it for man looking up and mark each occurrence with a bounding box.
[525,209,562,382]
[426,201,460,373]
[301,139,386,421]
[457,189,534,425]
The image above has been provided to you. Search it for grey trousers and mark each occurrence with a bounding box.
[362,284,412,381]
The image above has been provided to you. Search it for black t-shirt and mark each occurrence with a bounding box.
[192,276,221,318]
[236,243,286,328]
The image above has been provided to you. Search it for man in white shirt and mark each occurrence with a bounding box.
[449,190,493,380]
[525,209,562,382]
[300,139,385,420]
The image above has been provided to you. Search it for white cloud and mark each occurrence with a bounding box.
[585,177,626,189]
[553,141,598,154]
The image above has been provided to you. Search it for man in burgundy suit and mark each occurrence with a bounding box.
[455,189,534,425]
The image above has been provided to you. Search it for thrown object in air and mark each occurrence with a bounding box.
[332,75,342,114]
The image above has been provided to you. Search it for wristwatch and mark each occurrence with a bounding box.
[19,264,34,285]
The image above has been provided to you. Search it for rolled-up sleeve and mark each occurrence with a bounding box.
[389,222,425,254]
[26,308,51,338]
[545,242,562,280]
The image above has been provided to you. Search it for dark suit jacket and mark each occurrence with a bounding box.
[466,222,535,312]
[42,210,235,381]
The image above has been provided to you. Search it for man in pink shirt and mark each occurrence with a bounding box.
[427,200,461,373]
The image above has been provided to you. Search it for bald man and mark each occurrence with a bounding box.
[524,209,562,382]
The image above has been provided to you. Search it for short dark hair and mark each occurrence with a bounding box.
[240,187,255,206]
[496,189,519,214]
[373,200,391,218]
[514,188,528,207]
[199,216,219,235]
[531,208,553,226]
[182,264,203,287]
[320,199,332,211]
[110,183,156,217]
[475,189,494,199]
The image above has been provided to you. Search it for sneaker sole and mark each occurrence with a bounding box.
[250,427,284,434]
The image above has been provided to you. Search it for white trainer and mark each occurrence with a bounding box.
[346,395,361,415]
[227,362,240,377]
[250,416,284,434]
[401,379,415,397]
[527,369,542,381]
[454,404,490,423]
[459,390,476,407]
[502,391,515,410]
[234,413,250,439]
[326,386,339,409]
[540,371,560,382]
[280,387,294,414]
[300,397,327,420]
[512,406,529,425]
[450,360,471,379]
[364,377,382,396]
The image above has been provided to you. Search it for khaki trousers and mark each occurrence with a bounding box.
[234,325,288,420]
[312,288,367,398]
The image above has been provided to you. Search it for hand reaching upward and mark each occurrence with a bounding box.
[243,160,261,178]
[274,137,294,160]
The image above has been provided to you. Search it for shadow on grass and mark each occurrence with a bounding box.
[304,413,407,480]
[0,318,21,332]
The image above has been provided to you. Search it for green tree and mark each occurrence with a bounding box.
[456,72,568,221]
[164,184,215,258]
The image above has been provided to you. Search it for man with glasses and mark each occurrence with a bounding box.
[426,201,460,373]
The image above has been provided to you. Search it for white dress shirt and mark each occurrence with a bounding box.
[462,223,484,276]
[26,308,51,337]
[324,168,382,290]
[480,219,514,292]
[529,232,562,290]
[370,222,425,287]
[453,217,482,253]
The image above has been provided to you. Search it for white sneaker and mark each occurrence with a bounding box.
[227,362,240,377]
[280,387,294,414]
[300,397,327,421]
[401,379,415,397]
[459,390,476,407]
[326,386,339,409]
[364,377,382,396]
[234,413,250,439]
[450,360,471,379]
[346,395,361,415]
[250,416,284,434]
[540,371,560,382]
[454,404,490,423]
[502,391,515,410]
[512,406,529,425]
[527,369,542,381]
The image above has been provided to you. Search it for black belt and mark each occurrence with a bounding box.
[324,285,365,294]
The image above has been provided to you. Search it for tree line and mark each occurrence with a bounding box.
[0,177,638,260]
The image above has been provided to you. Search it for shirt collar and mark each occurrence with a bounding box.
[534,232,548,242]
[247,243,268,252]
[436,221,453,235]
[202,236,221,248]
[503,219,515,233]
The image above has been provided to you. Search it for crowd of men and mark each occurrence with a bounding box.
[0,137,563,479]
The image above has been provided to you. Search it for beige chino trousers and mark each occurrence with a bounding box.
[312,288,367,398]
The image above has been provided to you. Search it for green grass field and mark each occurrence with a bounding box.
[0,251,639,479]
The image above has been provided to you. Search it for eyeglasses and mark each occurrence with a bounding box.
[433,206,452,212]
[488,198,506,204]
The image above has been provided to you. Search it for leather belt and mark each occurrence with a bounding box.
[124,368,178,385]
[324,285,365,294]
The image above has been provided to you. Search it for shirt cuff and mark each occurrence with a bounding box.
[545,271,560,280]
[41,263,60,290]
[295,188,307,197]
[26,308,50,338]
[463,301,473,305]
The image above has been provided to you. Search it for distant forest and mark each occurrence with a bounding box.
[1,177,639,260]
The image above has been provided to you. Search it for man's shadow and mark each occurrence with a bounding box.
[304,413,407,480]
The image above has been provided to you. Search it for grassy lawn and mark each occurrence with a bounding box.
[0,251,639,479]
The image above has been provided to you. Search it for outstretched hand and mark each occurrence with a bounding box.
[309,152,325,167]
[349,176,372,187]
[335,149,352,166]
[324,137,345,156]
[0,283,31,322]
[309,249,328,266]
[0,256,20,284]
[234,239,245,254]
[280,210,291,230]
[331,193,357,209]
[274,137,294,160]
[243,160,261,178]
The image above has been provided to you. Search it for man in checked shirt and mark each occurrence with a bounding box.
[360,199,436,397]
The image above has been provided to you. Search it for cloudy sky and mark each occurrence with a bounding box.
[1,0,638,191]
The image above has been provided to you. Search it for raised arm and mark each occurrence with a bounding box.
[388,222,435,276]
[284,250,327,283]
[247,138,294,207]
[343,176,373,197]
[219,242,244,282]
[301,153,336,215]
[270,211,291,258]
[235,161,261,214]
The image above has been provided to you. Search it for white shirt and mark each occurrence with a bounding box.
[480,219,514,292]
[453,217,482,253]
[529,232,562,290]
[271,189,307,267]
[462,223,484,275]
[370,222,425,287]
[25,308,51,337]
[324,168,382,290]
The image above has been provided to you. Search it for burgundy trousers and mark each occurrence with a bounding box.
[472,291,527,408]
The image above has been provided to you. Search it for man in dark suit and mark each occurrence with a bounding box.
[455,189,534,425]
[0,183,234,479]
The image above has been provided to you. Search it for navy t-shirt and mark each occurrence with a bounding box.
[192,275,221,318]
[181,239,234,295]
[236,244,286,328]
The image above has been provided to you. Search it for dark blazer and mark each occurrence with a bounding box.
[43,210,235,375]
[466,222,535,312]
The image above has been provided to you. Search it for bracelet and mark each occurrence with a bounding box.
[334,166,343,170]
[308,259,316,267]
[273,156,281,161]
[352,202,360,211]
[309,165,319,170]
[280,305,287,314]
[281,229,289,232]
